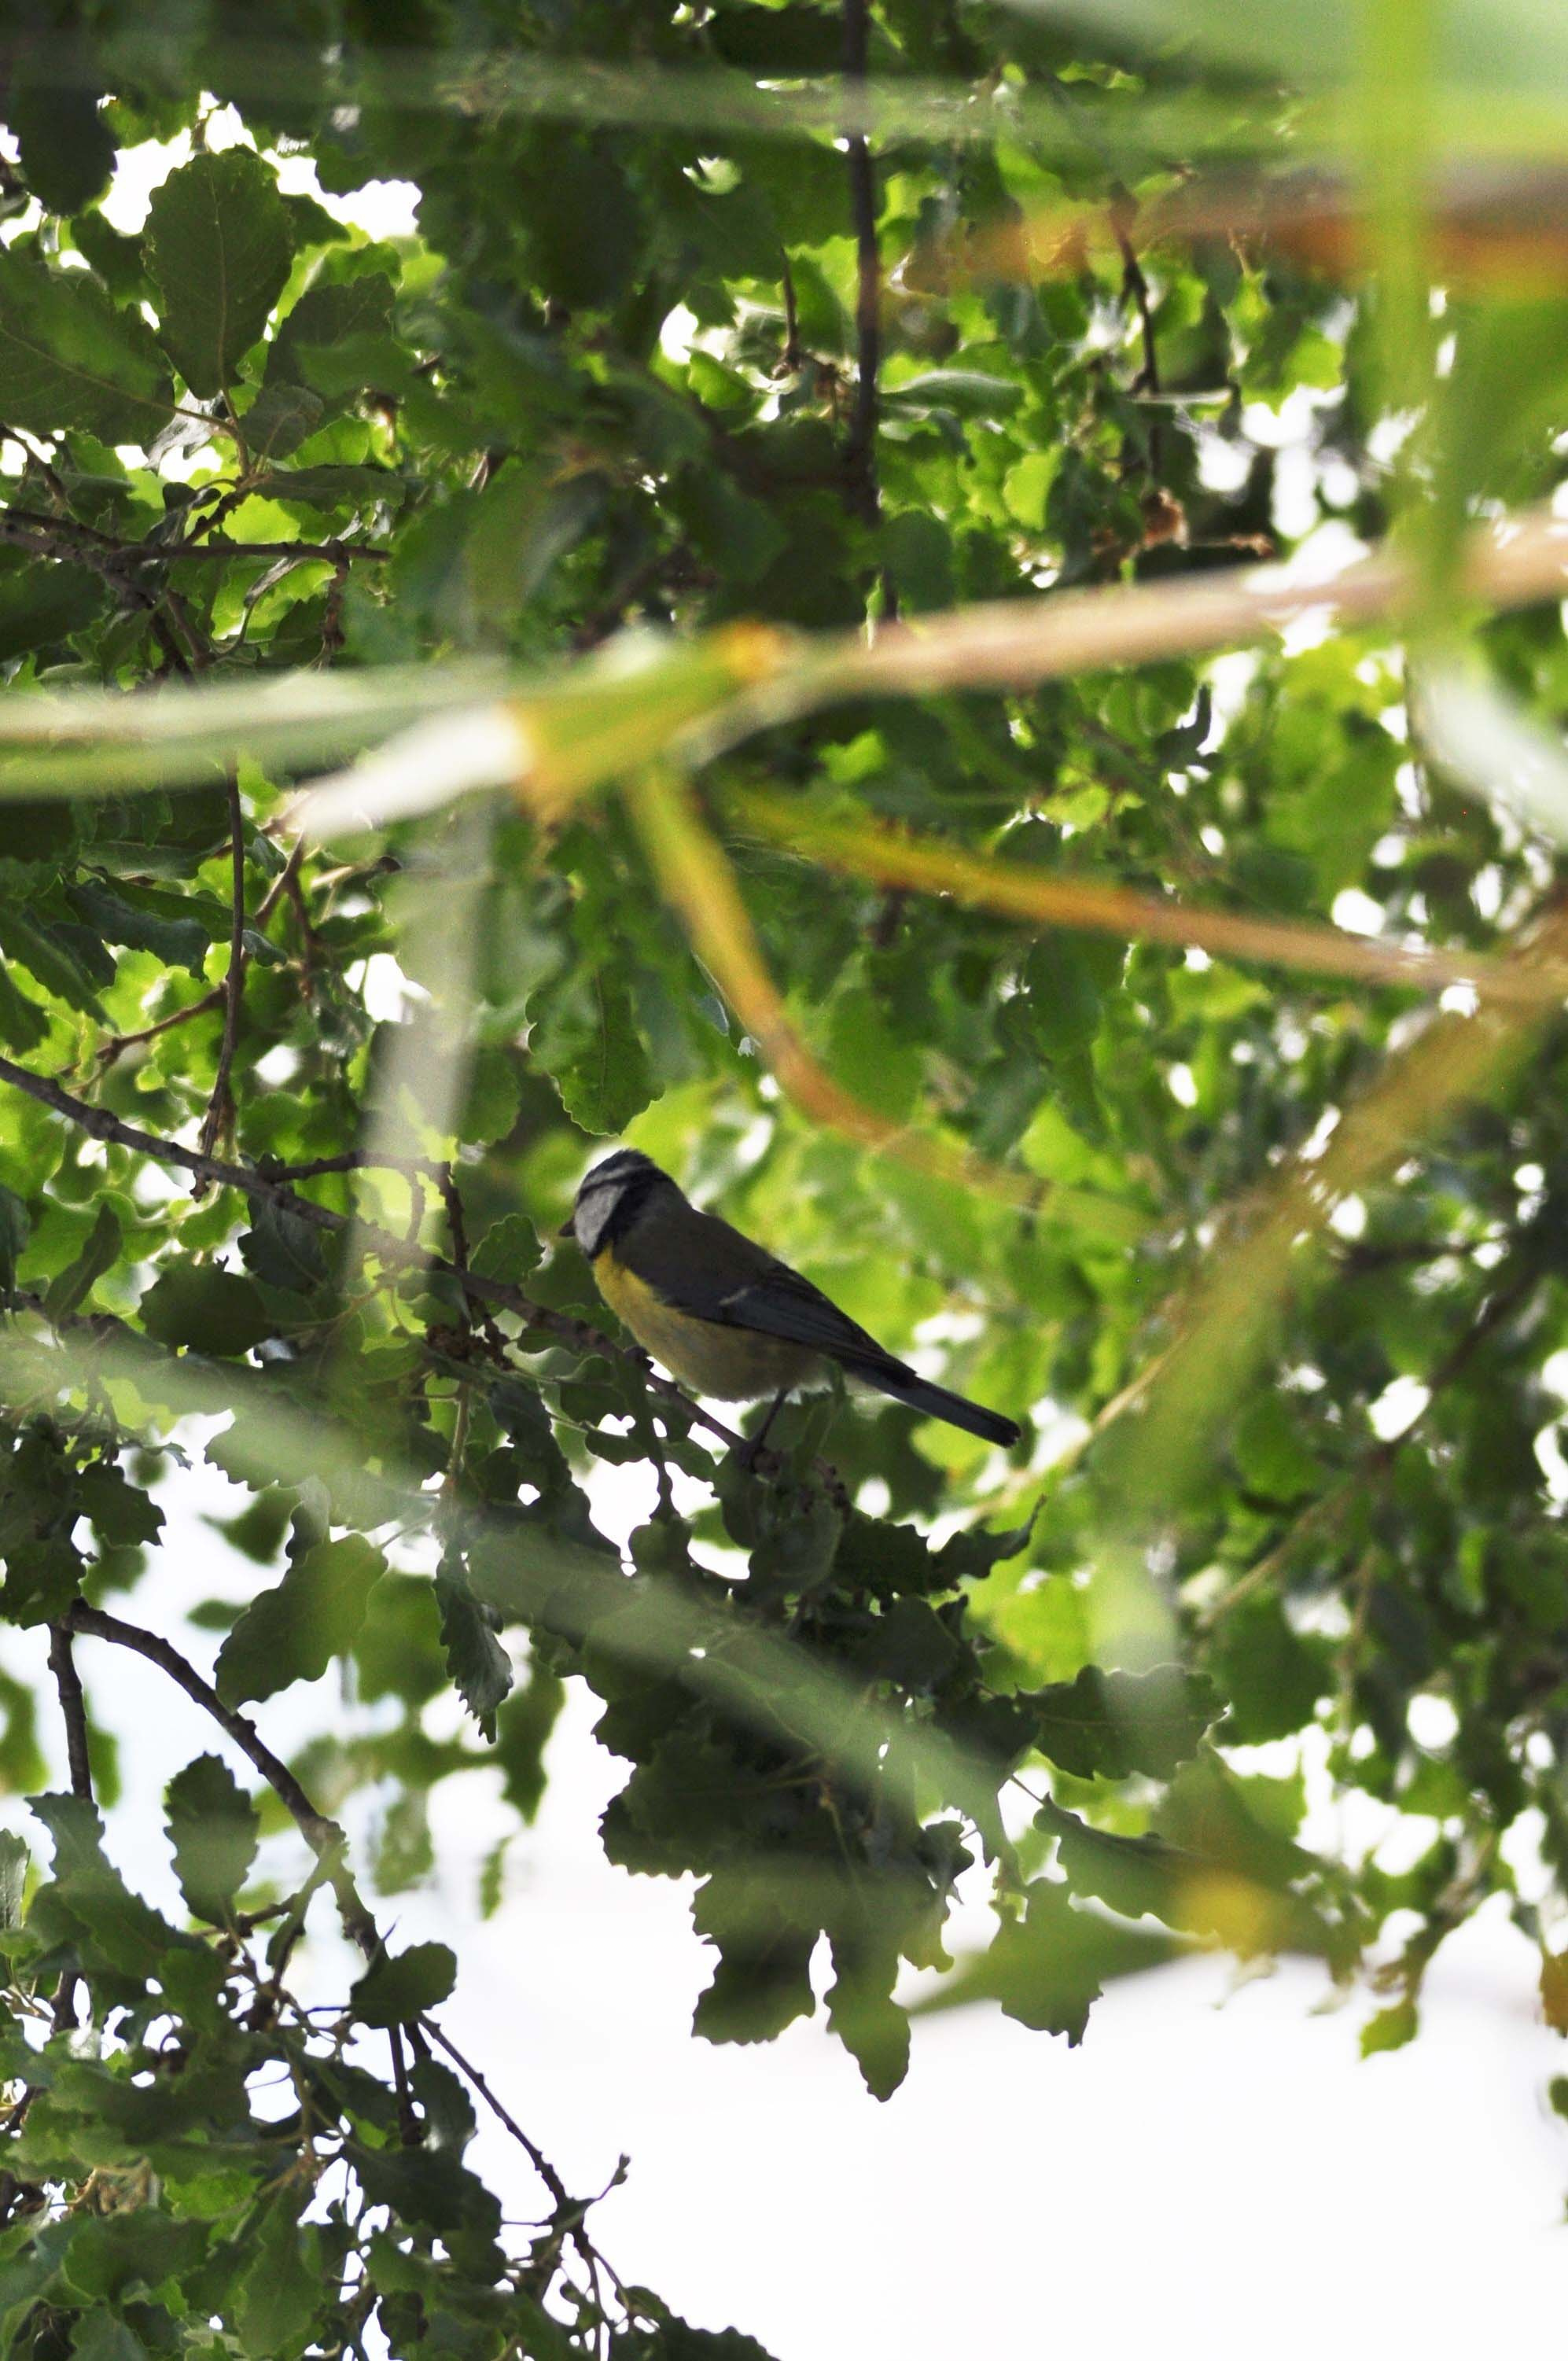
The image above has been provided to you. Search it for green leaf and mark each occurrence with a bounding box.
[64,2312,150,2361]
[10,72,116,217]
[241,378,326,459]
[825,1932,909,2100]
[944,1876,1177,2042]
[471,1211,543,1281]
[436,1566,513,1739]
[28,1792,183,1980]
[139,1261,273,1357]
[59,2207,208,2303]
[1231,1393,1323,1502]
[43,1200,121,1318]
[351,1939,458,2027]
[0,1184,30,1292]
[0,904,109,1016]
[1360,1998,1419,2057]
[461,1043,522,1144]
[0,558,105,661]
[232,2188,320,2357]
[237,1199,330,1292]
[215,1534,387,1704]
[528,965,657,1135]
[0,1829,28,1930]
[1024,1667,1223,1781]
[164,1754,259,1925]
[0,249,174,440]
[66,879,213,978]
[0,961,48,1052]
[146,149,294,397]
[267,272,394,394]
[75,1460,164,1546]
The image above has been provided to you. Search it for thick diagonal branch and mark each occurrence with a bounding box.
[64,1600,378,1958]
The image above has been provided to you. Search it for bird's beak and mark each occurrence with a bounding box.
[558,1215,576,1239]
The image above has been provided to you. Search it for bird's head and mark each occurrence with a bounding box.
[560,1147,675,1257]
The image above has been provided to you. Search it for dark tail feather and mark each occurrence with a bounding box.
[853,1362,1021,1449]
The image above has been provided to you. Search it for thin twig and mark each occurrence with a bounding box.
[389,2024,421,2145]
[255,837,306,926]
[45,1621,94,2034]
[779,251,802,373]
[841,0,887,558]
[199,773,248,1165]
[94,985,225,1070]
[418,2016,571,2209]
[64,1600,378,1958]
[1110,192,1161,396]
[46,1623,94,1803]
[0,506,389,566]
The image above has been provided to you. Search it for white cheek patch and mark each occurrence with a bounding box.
[572,1187,624,1258]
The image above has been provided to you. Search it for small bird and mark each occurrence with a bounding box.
[561,1148,1021,1452]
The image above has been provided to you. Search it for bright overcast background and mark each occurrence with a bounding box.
[6,120,1567,2361]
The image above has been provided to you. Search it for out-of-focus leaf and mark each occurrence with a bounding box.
[215,1534,387,1704]
[164,1754,259,1925]
[351,1939,458,2026]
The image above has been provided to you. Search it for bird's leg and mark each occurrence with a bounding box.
[739,1388,790,1473]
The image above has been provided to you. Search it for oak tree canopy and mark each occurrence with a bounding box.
[1,0,1567,2352]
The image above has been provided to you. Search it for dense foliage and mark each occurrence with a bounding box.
[1,0,1567,2352]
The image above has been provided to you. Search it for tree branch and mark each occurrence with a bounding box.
[62,1598,605,2252]
[45,1620,94,2033]
[63,1600,378,1958]
[0,506,389,568]
[841,0,890,580]
[418,2016,573,2211]
[1110,191,1160,397]
[200,771,247,1164]
[46,1623,93,1803]
[95,985,225,1070]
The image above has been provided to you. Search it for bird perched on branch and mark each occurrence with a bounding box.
[561,1148,1021,1453]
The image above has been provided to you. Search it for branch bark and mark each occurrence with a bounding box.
[64,1600,379,1958]
[841,0,888,562]
[45,1620,94,2032]
[199,770,247,1163]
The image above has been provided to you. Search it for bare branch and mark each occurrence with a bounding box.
[64,1600,378,1958]
[45,1621,94,2033]
[200,771,248,1164]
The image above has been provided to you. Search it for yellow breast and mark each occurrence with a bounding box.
[591,1248,820,1402]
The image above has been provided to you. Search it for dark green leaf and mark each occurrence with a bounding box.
[164,1754,259,1924]
[351,1939,458,2027]
[436,1567,513,1738]
[146,149,293,396]
[138,1261,273,1356]
[0,1184,30,1291]
[215,1534,387,1704]
[0,249,174,440]
[43,1200,121,1318]
[1024,1666,1223,1781]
